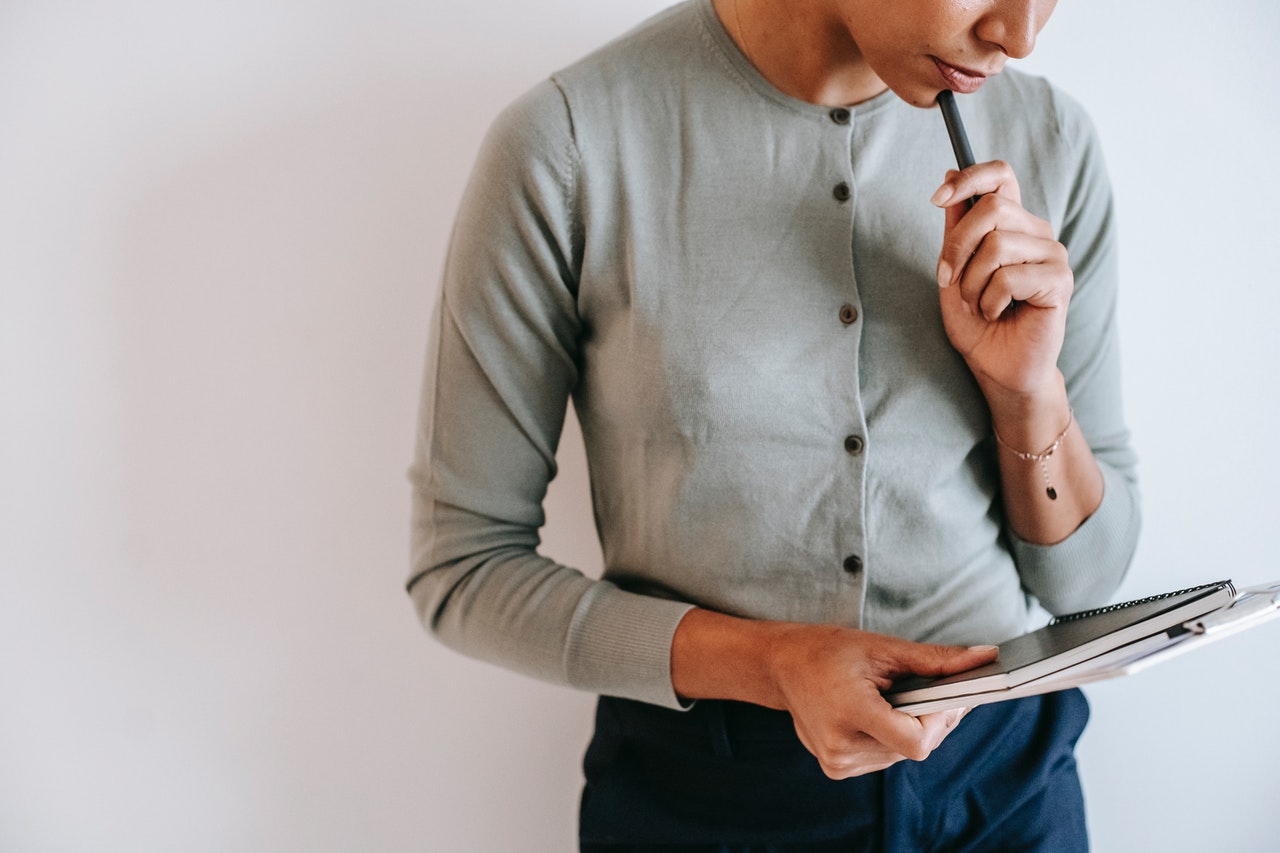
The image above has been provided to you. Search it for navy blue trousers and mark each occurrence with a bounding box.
[580,689,1090,852]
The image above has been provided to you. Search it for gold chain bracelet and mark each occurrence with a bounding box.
[994,408,1074,501]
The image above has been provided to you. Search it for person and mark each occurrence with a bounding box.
[408,0,1141,848]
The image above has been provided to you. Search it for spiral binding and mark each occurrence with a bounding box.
[1048,580,1235,625]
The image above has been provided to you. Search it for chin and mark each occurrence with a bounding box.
[892,85,945,109]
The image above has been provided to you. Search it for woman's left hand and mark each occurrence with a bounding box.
[932,162,1072,401]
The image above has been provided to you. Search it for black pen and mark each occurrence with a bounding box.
[937,89,978,208]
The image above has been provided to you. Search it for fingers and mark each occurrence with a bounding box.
[916,706,968,752]
[860,700,943,762]
[842,638,992,760]
[930,161,1023,209]
[932,167,1069,325]
[794,721,907,779]
[955,230,1072,321]
[804,696,970,779]
[849,639,992,760]
[936,192,1055,287]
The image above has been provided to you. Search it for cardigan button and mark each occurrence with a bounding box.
[844,435,865,455]
[833,182,852,202]
[843,555,863,574]
[839,303,858,325]
[829,107,851,125]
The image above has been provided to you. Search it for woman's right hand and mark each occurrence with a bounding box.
[671,610,998,779]
[765,623,995,777]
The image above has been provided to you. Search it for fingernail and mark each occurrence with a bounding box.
[930,184,954,206]
[936,259,952,288]
[967,645,998,653]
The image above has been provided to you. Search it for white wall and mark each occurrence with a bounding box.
[1018,4,1280,849]
[3,2,1276,851]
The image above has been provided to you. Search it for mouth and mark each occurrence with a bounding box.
[931,57,996,94]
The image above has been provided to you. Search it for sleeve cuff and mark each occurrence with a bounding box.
[565,583,697,710]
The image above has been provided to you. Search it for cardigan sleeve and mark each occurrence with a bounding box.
[406,79,695,709]
[1007,88,1142,615]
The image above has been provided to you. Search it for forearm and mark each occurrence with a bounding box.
[981,371,1104,546]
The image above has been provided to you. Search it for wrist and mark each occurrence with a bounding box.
[979,370,1070,451]
[670,608,791,709]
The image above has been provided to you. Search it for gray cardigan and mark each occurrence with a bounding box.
[408,0,1140,709]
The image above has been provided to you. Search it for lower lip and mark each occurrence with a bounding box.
[932,57,986,94]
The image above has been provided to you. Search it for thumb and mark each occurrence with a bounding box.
[933,170,967,227]
[942,196,967,234]
[887,641,999,679]
[934,170,967,289]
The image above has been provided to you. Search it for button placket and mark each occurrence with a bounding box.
[829,106,853,205]
[828,105,866,601]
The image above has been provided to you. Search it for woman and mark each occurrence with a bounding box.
[409,0,1140,848]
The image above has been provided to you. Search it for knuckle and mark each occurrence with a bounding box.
[1053,242,1072,268]
[903,739,933,763]
[990,193,1017,216]
[941,235,967,260]
[924,643,954,671]
[815,734,849,762]
[989,266,1014,291]
[820,758,851,780]
[991,160,1016,184]
[816,744,856,777]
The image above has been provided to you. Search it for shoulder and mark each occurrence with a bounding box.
[549,0,745,137]
[482,78,573,166]
[977,68,1101,158]
[479,1,715,180]
[464,78,579,222]
[551,1,712,94]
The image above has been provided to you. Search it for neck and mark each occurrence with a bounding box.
[715,0,888,106]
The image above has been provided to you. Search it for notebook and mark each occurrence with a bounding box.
[885,580,1241,714]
